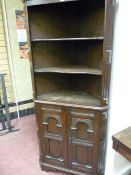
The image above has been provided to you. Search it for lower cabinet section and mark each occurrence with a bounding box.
[35,103,107,175]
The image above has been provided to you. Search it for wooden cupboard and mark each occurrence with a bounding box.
[23,0,115,174]
[36,104,107,175]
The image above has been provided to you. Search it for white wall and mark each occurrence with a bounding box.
[105,0,131,174]
[4,0,33,102]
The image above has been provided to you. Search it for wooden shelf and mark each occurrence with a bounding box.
[31,37,104,42]
[34,67,102,75]
[37,91,101,107]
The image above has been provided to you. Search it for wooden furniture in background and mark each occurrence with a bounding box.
[23,0,115,174]
[112,127,131,162]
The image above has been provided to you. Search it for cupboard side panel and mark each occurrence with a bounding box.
[25,6,36,98]
[102,2,115,105]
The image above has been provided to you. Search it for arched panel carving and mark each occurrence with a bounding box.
[43,114,62,128]
[71,118,93,133]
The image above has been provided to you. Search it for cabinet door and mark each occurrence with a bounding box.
[36,105,68,168]
[67,109,94,174]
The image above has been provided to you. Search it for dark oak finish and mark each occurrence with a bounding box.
[24,0,115,174]
[112,127,131,162]
[36,103,107,175]
[36,105,68,168]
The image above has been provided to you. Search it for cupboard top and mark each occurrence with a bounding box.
[35,99,108,111]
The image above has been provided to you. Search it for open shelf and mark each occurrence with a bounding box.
[32,37,104,42]
[37,91,101,107]
[34,67,102,75]
[28,1,105,39]
[32,40,103,70]
[35,74,102,102]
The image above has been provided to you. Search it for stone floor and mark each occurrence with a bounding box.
[0,115,66,175]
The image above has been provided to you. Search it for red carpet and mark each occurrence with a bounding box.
[0,115,66,175]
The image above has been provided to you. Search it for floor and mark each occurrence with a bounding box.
[0,115,66,175]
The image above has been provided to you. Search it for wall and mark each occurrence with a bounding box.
[0,2,14,105]
[4,0,33,102]
[105,0,131,174]
[0,0,34,117]
[1,0,34,116]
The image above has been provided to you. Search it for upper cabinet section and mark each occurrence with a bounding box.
[28,0,105,40]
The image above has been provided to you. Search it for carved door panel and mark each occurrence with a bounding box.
[67,110,94,174]
[36,105,67,168]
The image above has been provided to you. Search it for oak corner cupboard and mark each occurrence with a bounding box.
[23,0,115,174]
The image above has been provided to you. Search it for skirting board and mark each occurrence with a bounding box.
[0,99,35,122]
